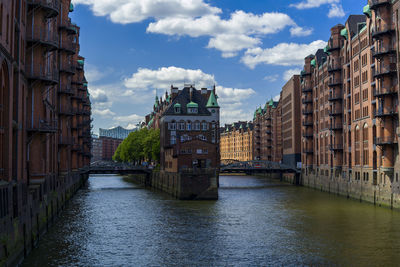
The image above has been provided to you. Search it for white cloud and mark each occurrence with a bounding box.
[283,68,302,81]
[73,0,311,58]
[241,40,327,69]
[273,94,280,101]
[328,4,345,18]
[147,10,311,56]
[290,0,339,9]
[114,114,143,127]
[264,74,279,82]
[124,66,215,92]
[71,0,221,24]
[92,108,115,117]
[290,0,344,18]
[290,26,313,37]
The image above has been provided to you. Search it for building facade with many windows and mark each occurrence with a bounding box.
[0,1,91,264]
[220,122,253,162]
[301,0,400,207]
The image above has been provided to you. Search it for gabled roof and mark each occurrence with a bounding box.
[346,15,366,38]
[163,87,211,116]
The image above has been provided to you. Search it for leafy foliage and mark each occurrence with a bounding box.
[112,128,160,164]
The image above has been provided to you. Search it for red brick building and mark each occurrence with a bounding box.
[146,85,220,172]
[0,1,91,264]
[101,137,122,161]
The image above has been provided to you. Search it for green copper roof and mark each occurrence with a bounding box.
[226,127,229,132]
[83,82,88,87]
[256,107,262,114]
[187,101,198,108]
[206,90,219,108]
[311,59,316,67]
[340,28,348,40]
[69,3,74,12]
[239,124,243,129]
[268,99,274,106]
[324,46,331,55]
[77,59,84,66]
[174,103,181,108]
[363,5,371,17]
[148,118,153,126]
[246,122,250,128]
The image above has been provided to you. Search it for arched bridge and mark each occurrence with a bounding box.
[219,160,300,174]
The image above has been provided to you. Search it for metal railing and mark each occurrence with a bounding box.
[27,64,59,84]
[26,28,58,49]
[374,136,397,145]
[329,144,343,150]
[373,87,397,97]
[373,64,397,77]
[372,44,395,57]
[328,62,342,72]
[27,0,59,17]
[372,24,395,37]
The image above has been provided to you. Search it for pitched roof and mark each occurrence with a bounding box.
[206,90,219,108]
[163,87,211,116]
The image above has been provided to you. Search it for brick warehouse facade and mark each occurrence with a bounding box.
[0,1,91,265]
[220,122,253,162]
[300,0,400,209]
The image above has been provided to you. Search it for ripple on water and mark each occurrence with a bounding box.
[22,175,400,266]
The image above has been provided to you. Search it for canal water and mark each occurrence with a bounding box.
[23,174,400,266]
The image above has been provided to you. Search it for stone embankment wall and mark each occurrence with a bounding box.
[0,172,89,267]
[131,170,218,200]
[301,173,400,209]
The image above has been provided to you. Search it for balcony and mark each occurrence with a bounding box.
[329,123,343,131]
[375,136,397,146]
[266,130,272,134]
[329,109,342,116]
[302,87,312,93]
[302,97,313,104]
[328,93,342,102]
[300,70,312,77]
[373,87,398,98]
[373,64,397,78]
[59,136,73,146]
[302,109,313,115]
[303,149,314,154]
[328,63,342,72]
[329,144,344,151]
[28,119,57,133]
[369,0,391,10]
[59,21,77,35]
[26,28,58,51]
[302,133,313,138]
[59,106,73,116]
[372,45,396,58]
[59,40,76,55]
[328,79,342,87]
[302,121,313,127]
[27,64,59,85]
[372,24,395,38]
[58,86,74,95]
[60,62,76,75]
[374,108,398,118]
[28,0,59,18]
[327,40,341,52]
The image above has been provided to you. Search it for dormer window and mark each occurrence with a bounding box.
[187,101,198,114]
[174,103,181,114]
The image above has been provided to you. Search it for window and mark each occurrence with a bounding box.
[194,122,200,131]
[168,122,176,130]
[179,122,185,130]
[196,149,202,154]
[174,106,181,113]
[186,122,191,131]
[202,122,208,131]
[188,108,198,114]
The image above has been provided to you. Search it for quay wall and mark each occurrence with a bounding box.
[0,172,89,267]
[301,172,400,209]
[130,170,218,200]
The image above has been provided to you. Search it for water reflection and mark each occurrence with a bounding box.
[22,174,400,266]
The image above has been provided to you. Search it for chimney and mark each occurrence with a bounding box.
[201,87,207,95]
[171,85,178,100]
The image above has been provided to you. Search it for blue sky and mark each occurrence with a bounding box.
[70,0,366,133]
